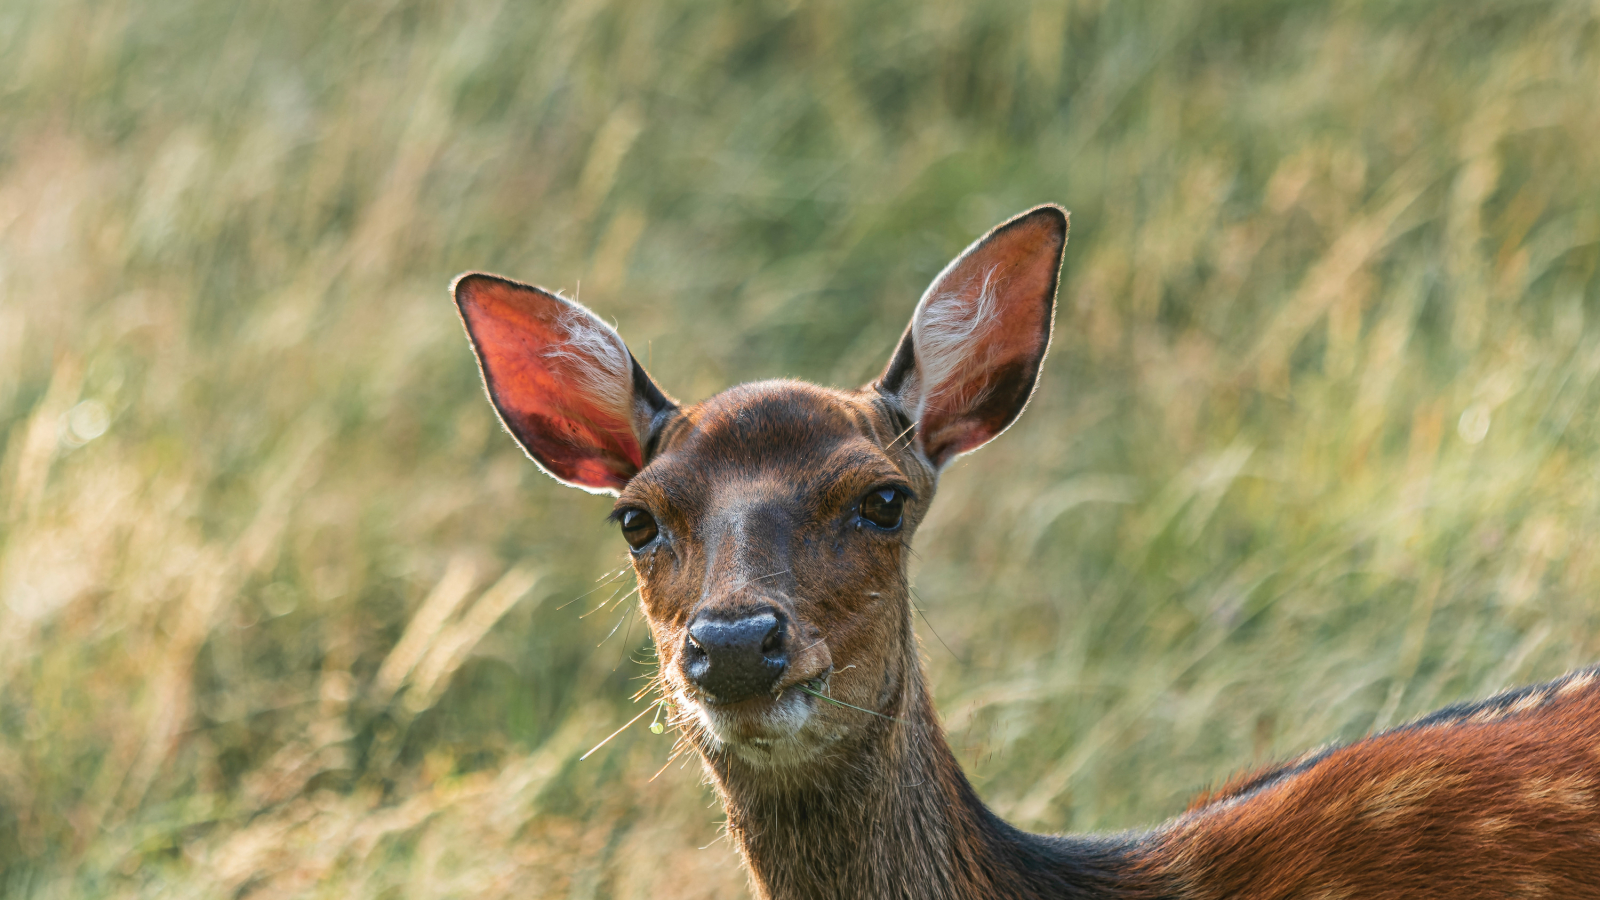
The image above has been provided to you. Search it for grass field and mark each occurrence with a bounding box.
[3,0,1599,896]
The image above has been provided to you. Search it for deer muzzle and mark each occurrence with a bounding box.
[683,609,788,703]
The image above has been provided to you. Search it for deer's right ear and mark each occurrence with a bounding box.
[452,273,676,495]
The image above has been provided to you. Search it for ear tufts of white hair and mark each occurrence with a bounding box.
[909,265,1001,422]
[541,303,635,426]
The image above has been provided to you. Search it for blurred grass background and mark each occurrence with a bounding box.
[2,0,1599,896]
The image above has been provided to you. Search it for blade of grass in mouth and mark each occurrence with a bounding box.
[797,683,906,724]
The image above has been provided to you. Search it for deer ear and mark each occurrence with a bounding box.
[453,273,677,494]
[877,205,1067,469]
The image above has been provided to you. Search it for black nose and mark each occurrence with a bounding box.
[683,610,787,703]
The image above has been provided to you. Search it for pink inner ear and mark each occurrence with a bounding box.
[914,210,1063,466]
[454,275,642,493]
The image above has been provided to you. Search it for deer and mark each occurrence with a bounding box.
[450,205,1600,899]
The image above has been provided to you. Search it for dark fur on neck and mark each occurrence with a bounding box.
[700,661,1170,900]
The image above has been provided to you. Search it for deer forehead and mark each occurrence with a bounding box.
[626,380,925,521]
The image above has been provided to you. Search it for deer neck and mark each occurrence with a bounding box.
[700,640,1158,900]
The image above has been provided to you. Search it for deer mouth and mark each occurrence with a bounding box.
[681,672,835,755]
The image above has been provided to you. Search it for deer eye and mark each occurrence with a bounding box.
[859,487,905,531]
[619,508,659,549]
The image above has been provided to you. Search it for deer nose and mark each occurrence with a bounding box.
[683,610,787,703]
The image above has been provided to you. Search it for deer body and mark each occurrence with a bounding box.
[451,206,1600,899]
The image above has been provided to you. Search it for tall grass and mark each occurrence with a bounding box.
[2,0,1598,896]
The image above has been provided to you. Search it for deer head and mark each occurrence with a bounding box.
[453,206,1065,775]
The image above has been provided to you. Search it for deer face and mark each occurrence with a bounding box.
[614,381,938,765]
[453,206,1066,769]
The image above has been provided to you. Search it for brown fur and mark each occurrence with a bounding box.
[1156,669,1600,899]
[451,206,1600,900]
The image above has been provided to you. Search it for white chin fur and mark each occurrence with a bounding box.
[685,689,823,768]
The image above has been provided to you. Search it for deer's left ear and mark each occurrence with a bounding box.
[877,205,1068,468]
